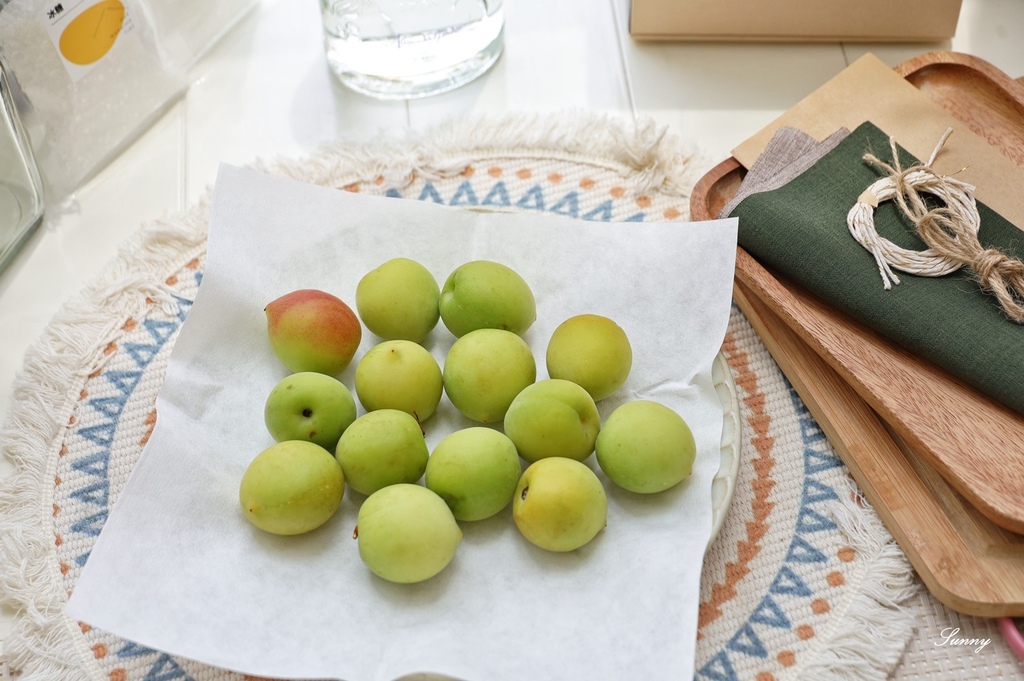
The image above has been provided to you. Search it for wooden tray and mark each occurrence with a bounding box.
[692,51,1024,617]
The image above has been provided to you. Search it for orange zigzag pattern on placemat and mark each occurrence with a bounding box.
[697,330,777,636]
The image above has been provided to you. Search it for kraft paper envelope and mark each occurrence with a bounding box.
[732,53,1024,231]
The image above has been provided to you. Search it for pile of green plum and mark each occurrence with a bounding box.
[239,258,697,584]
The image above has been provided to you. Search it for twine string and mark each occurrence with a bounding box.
[846,128,1024,323]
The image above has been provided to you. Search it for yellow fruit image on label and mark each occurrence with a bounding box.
[58,0,125,66]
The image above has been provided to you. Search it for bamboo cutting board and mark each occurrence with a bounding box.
[692,52,1024,616]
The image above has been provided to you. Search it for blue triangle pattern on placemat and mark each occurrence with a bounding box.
[726,623,768,659]
[804,448,844,474]
[418,182,444,203]
[550,190,580,218]
[144,318,179,346]
[69,480,108,508]
[66,294,194,570]
[142,654,193,681]
[116,641,157,658]
[516,184,545,211]
[71,451,109,478]
[116,642,196,681]
[87,395,126,419]
[582,200,613,221]
[70,511,107,539]
[796,506,839,534]
[400,175,663,223]
[803,478,839,505]
[102,370,143,399]
[697,650,739,681]
[482,181,511,207]
[796,399,829,445]
[786,535,829,564]
[76,421,117,448]
[770,562,813,599]
[749,596,790,629]
[122,342,161,368]
[450,180,479,206]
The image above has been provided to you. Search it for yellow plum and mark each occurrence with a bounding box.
[239,440,344,535]
[546,314,632,401]
[513,457,607,552]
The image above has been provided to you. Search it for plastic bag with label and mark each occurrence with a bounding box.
[0,0,257,200]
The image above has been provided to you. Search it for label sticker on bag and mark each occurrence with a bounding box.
[38,0,137,81]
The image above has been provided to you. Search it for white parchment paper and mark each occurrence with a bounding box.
[67,164,739,681]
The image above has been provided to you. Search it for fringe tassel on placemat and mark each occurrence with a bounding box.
[257,110,704,200]
[796,477,920,680]
[0,205,210,680]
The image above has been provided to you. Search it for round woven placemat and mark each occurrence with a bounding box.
[0,112,1016,681]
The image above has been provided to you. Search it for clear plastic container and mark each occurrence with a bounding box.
[0,55,44,275]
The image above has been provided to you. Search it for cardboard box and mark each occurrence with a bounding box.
[630,0,962,42]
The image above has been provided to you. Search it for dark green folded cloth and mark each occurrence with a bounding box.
[731,121,1024,415]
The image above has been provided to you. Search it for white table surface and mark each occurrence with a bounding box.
[1,0,1023,668]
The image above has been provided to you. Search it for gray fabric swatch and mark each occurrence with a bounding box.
[719,127,850,219]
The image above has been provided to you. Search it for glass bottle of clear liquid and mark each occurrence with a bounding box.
[0,54,44,275]
[320,0,504,100]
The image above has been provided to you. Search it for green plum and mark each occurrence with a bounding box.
[356,484,463,583]
[503,379,601,463]
[425,427,522,521]
[264,372,357,451]
[546,314,632,401]
[595,400,696,494]
[512,457,607,552]
[265,289,362,375]
[334,409,429,495]
[356,257,440,343]
[439,260,536,337]
[442,328,536,423]
[239,440,344,535]
[354,340,443,422]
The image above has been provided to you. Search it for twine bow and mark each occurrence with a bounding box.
[846,128,1024,323]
